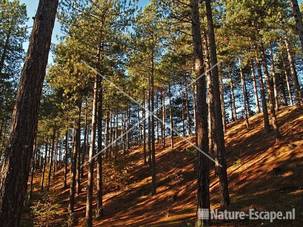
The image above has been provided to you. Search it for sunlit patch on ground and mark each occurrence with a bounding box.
[23,106,303,226]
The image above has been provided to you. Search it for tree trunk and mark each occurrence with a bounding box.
[239,60,250,128]
[282,55,294,105]
[105,111,110,159]
[161,91,166,147]
[205,0,230,208]
[219,69,226,132]
[109,112,114,159]
[261,45,280,138]
[229,71,237,122]
[281,78,289,106]
[85,73,98,227]
[251,61,261,113]
[96,75,103,217]
[290,0,303,52]
[185,86,192,135]
[169,84,174,149]
[284,38,302,104]
[150,47,156,195]
[47,128,56,190]
[58,140,62,170]
[202,28,214,154]
[41,143,48,191]
[121,113,126,153]
[191,0,210,225]
[147,89,152,166]
[69,121,80,220]
[52,136,58,174]
[64,130,69,189]
[0,20,13,75]
[270,47,279,111]
[182,91,186,136]
[192,83,197,140]
[202,28,212,154]
[137,106,142,146]
[81,106,88,177]
[0,120,6,148]
[0,1,58,224]
[114,113,118,159]
[126,107,131,151]
[76,103,82,195]
[158,98,162,144]
[255,51,270,132]
[28,140,37,202]
[143,95,147,164]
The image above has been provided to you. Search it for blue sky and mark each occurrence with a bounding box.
[21,0,150,37]
[21,0,303,46]
[20,0,303,62]
[21,0,150,60]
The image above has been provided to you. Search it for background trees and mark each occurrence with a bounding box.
[0,0,59,225]
[0,0,302,226]
[0,0,27,152]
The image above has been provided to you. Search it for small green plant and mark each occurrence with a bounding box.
[31,193,65,226]
[186,147,198,157]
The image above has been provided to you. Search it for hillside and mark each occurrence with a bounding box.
[24,106,303,226]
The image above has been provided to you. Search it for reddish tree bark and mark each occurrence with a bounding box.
[191,0,210,225]
[205,0,230,208]
[0,1,58,225]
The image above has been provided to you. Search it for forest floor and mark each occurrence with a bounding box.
[22,106,303,227]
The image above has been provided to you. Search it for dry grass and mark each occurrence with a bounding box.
[24,106,303,226]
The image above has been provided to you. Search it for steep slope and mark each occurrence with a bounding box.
[25,106,303,226]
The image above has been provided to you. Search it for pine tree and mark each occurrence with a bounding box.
[204,0,230,208]
[0,0,58,225]
[191,0,210,225]
[290,0,303,52]
[0,0,27,151]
